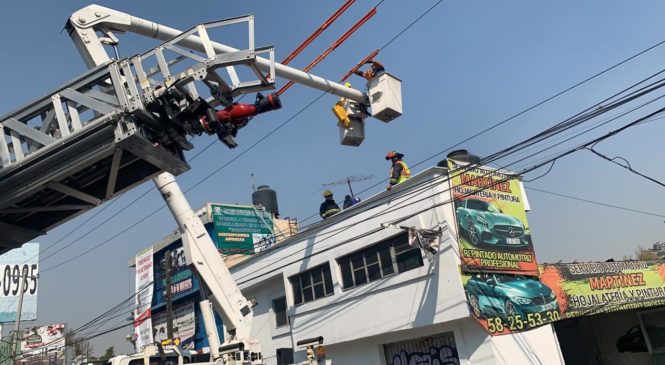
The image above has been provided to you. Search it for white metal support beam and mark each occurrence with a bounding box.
[47,182,102,205]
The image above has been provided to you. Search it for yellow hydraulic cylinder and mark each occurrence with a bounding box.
[332,100,351,128]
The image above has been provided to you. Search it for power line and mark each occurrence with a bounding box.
[587,147,665,188]
[237,105,665,283]
[525,187,665,218]
[37,0,446,272]
[272,77,665,236]
[0,284,150,364]
[36,1,665,275]
[57,61,664,265]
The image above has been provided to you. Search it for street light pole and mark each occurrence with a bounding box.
[12,269,28,364]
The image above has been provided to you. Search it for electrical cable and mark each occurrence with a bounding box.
[236,106,665,283]
[587,147,665,188]
[525,187,665,218]
[36,1,665,275]
[1,284,151,364]
[37,0,435,271]
[247,77,665,260]
[205,85,665,256]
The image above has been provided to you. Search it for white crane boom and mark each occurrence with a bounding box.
[68,4,367,104]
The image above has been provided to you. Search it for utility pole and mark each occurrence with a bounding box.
[164,251,175,339]
[12,269,28,364]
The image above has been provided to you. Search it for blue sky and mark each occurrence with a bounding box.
[2,0,665,354]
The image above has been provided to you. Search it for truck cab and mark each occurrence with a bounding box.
[107,345,202,365]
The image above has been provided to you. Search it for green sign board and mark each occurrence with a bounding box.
[0,335,11,365]
[211,204,273,255]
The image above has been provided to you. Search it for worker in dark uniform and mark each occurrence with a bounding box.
[386,151,411,191]
[320,190,341,219]
[354,59,385,81]
[343,195,361,209]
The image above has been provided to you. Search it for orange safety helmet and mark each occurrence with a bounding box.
[385,151,403,160]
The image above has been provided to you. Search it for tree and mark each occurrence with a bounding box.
[99,346,115,362]
[634,245,661,260]
[65,330,93,358]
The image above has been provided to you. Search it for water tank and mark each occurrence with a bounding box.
[446,149,481,164]
[252,185,279,216]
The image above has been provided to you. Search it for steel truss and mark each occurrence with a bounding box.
[0,16,276,251]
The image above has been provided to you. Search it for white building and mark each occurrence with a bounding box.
[230,166,564,365]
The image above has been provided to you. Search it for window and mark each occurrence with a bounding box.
[338,232,423,290]
[272,296,288,327]
[276,348,294,365]
[289,263,334,305]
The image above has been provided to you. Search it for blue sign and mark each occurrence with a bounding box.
[153,239,200,309]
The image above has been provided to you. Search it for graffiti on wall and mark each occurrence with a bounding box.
[384,332,459,365]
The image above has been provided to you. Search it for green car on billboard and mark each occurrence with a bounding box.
[466,273,559,323]
[456,198,529,248]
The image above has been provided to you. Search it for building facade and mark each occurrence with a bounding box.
[230,167,564,364]
[132,166,665,364]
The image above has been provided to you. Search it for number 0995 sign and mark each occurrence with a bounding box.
[1,264,38,296]
[0,243,40,322]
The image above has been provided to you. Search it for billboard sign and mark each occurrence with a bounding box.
[211,204,273,255]
[448,159,538,276]
[462,260,665,335]
[153,244,199,306]
[0,242,39,323]
[152,301,196,349]
[134,247,154,349]
[19,324,66,365]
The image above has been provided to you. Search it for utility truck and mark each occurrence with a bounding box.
[0,4,402,364]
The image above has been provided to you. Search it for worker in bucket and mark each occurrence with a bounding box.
[386,151,411,190]
[320,190,341,219]
[354,59,385,81]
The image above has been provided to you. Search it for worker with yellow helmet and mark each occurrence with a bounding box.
[320,190,341,219]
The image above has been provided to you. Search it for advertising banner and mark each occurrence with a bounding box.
[152,301,196,349]
[19,324,66,365]
[462,260,665,336]
[0,242,39,323]
[448,159,538,276]
[153,244,199,307]
[134,247,154,349]
[211,204,274,255]
[541,261,665,318]
[0,334,11,365]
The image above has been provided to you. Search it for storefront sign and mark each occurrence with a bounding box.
[153,244,199,306]
[541,261,665,318]
[134,247,154,349]
[448,159,538,276]
[462,260,665,335]
[211,204,273,255]
[19,324,66,365]
[153,301,196,349]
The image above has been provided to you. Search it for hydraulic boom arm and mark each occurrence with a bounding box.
[67,4,367,103]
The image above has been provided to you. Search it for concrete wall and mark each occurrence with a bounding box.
[242,275,293,365]
[320,319,564,365]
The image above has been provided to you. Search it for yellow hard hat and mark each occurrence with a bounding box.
[323,190,333,197]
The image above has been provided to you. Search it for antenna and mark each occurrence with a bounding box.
[321,174,374,198]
